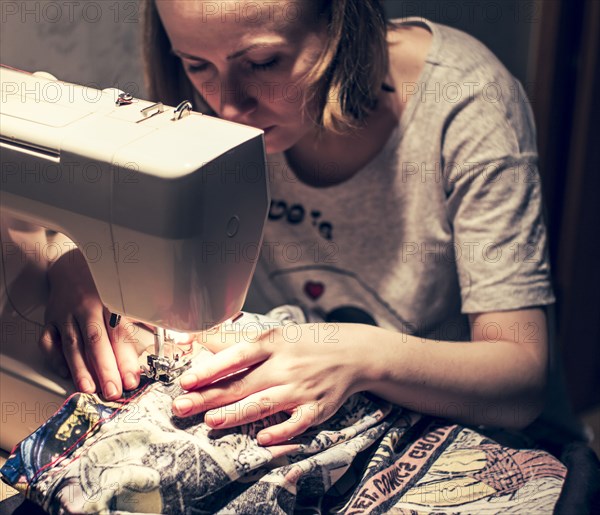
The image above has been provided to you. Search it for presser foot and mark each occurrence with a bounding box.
[141,353,192,385]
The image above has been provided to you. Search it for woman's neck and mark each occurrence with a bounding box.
[283,23,433,188]
[284,90,400,188]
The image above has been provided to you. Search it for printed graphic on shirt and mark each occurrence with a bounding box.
[268,199,334,241]
[268,265,416,332]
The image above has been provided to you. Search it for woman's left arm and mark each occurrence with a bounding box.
[360,307,547,430]
[173,307,547,445]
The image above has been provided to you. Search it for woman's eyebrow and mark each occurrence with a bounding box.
[226,43,281,60]
[171,49,206,61]
[172,43,282,62]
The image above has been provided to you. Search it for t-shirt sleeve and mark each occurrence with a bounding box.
[442,76,555,313]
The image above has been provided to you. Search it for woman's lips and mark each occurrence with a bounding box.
[262,126,276,134]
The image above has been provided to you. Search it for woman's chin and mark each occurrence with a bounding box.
[263,128,299,156]
[263,131,285,155]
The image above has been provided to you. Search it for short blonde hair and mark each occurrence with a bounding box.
[141,0,390,133]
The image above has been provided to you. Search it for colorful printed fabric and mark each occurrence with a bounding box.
[0,309,566,514]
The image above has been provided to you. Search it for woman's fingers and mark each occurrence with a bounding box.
[110,329,142,391]
[201,385,292,428]
[178,342,270,391]
[55,318,97,393]
[174,379,333,446]
[77,314,122,400]
[256,404,323,446]
[198,322,275,353]
[108,315,151,391]
[38,324,70,379]
[174,391,325,446]
[173,366,260,416]
[205,394,327,446]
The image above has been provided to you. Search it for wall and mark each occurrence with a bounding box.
[0,0,145,95]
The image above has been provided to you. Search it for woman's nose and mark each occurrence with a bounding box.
[218,75,258,123]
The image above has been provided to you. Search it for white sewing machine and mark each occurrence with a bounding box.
[0,66,269,451]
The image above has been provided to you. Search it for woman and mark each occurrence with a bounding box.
[40,0,576,451]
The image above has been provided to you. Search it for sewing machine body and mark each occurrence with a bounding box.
[0,67,269,451]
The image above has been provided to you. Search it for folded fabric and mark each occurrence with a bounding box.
[0,308,567,514]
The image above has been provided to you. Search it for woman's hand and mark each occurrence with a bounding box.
[38,248,148,399]
[173,323,371,445]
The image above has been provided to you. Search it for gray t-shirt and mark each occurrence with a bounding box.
[245,19,582,442]
[248,18,554,331]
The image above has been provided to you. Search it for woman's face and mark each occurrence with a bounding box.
[156,0,328,154]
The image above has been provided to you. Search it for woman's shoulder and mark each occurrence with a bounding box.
[387,17,517,86]
[386,17,533,150]
[386,20,433,89]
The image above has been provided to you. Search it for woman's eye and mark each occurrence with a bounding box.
[186,62,212,74]
[249,57,279,72]
[185,57,279,75]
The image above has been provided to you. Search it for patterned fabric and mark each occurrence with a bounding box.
[0,309,566,514]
